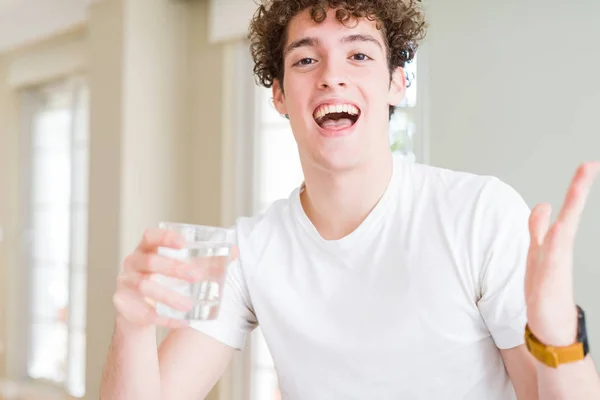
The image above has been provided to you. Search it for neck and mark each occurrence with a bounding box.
[300,153,394,240]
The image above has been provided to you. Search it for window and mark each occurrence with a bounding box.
[249,85,297,400]
[22,78,89,398]
[253,87,304,214]
[390,56,420,162]
[248,54,425,400]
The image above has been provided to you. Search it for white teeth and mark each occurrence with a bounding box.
[313,103,360,119]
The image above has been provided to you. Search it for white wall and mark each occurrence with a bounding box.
[0,0,87,53]
[208,0,257,43]
[425,0,600,359]
[0,51,17,380]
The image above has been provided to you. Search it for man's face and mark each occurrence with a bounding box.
[273,8,406,173]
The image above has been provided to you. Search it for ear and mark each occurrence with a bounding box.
[272,79,288,115]
[388,66,407,107]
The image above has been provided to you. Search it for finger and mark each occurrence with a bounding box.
[529,203,553,246]
[138,278,195,312]
[556,162,600,238]
[231,245,239,261]
[119,274,195,312]
[137,228,186,253]
[525,203,552,295]
[113,289,189,329]
[123,252,200,281]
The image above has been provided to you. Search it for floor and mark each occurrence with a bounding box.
[0,380,69,400]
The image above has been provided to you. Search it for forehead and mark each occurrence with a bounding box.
[285,7,384,45]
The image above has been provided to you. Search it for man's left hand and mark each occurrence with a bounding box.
[525,161,600,347]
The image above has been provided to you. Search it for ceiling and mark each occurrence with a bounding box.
[0,0,19,14]
[0,0,91,53]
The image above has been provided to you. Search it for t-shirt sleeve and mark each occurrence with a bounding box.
[476,177,531,350]
[189,234,258,350]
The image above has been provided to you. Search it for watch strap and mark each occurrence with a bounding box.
[525,324,585,368]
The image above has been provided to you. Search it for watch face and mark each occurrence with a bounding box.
[577,306,589,356]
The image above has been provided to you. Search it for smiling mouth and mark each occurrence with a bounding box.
[313,104,361,129]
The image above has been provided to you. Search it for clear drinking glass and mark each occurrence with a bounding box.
[153,222,234,321]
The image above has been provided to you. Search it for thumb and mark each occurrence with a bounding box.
[525,203,552,296]
[529,203,552,246]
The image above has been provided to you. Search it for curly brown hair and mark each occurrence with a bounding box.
[248,0,428,116]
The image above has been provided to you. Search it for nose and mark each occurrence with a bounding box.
[317,59,348,90]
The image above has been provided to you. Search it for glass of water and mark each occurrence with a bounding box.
[153,222,234,321]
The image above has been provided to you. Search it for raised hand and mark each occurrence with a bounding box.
[112,228,198,329]
[525,161,600,347]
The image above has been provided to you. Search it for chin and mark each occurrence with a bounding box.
[296,111,383,173]
[311,146,367,173]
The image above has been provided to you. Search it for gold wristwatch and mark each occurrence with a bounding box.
[524,306,589,368]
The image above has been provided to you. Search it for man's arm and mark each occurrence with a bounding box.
[100,228,238,399]
[502,345,600,400]
[501,345,538,399]
[503,161,600,400]
[101,316,234,400]
[158,327,234,399]
[537,355,600,399]
[101,317,162,400]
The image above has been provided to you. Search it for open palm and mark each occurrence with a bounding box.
[525,162,600,347]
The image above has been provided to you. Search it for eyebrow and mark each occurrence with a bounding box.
[284,37,321,57]
[341,34,383,50]
[284,34,383,57]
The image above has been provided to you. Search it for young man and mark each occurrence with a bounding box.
[101,1,600,399]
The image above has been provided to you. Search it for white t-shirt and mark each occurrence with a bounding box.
[191,155,531,400]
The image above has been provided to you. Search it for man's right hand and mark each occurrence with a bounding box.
[112,228,200,329]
